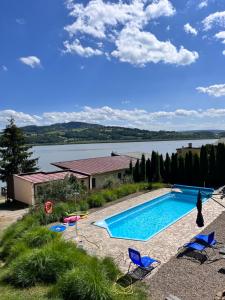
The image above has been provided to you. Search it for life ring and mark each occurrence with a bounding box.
[44,201,53,214]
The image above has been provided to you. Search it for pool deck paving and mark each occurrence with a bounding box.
[63,187,225,278]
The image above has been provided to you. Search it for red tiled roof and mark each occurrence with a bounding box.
[16,171,87,184]
[52,155,137,175]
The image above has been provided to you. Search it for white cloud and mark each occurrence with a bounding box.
[63,40,103,57]
[198,1,208,9]
[0,110,41,128]
[19,56,41,68]
[202,11,225,31]
[184,23,198,36]
[215,31,225,44]
[111,25,199,66]
[64,0,198,67]
[196,84,225,97]
[3,106,225,130]
[1,65,8,71]
[65,0,175,39]
[223,50,225,56]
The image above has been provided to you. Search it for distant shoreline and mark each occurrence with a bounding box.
[29,137,217,147]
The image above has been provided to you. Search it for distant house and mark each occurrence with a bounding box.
[52,155,137,190]
[13,155,136,205]
[13,170,89,205]
[176,143,201,157]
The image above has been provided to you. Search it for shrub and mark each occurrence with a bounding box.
[0,215,40,260]
[101,190,117,202]
[101,257,120,282]
[7,239,87,287]
[22,227,58,248]
[57,266,114,300]
[87,194,105,208]
[103,177,121,189]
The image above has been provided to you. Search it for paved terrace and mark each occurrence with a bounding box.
[63,188,225,275]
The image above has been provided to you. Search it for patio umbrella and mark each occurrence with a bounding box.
[196,190,204,227]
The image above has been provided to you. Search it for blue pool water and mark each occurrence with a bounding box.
[95,185,214,241]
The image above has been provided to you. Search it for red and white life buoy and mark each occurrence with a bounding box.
[44,201,53,214]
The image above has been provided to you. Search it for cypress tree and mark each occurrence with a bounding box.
[151,151,161,182]
[133,159,140,182]
[200,146,208,186]
[170,153,178,184]
[177,155,185,184]
[164,153,171,183]
[129,160,133,175]
[146,158,151,182]
[0,118,39,199]
[193,154,200,186]
[140,154,146,182]
[208,145,216,186]
[215,143,225,185]
[185,151,193,185]
[159,154,165,182]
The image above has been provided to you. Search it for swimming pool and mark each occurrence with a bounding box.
[95,185,214,241]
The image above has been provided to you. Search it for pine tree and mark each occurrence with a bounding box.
[164,153,171,183]
[140,154,146,182]
[146,158,151,182]
[0,118,39,190]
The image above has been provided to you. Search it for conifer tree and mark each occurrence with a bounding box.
[193,154,200,186]
[177,155,185,184]
[216,143,225,185]
[140,154,146,182]
[208,145,216,186]
[146,158,151,182]
[0,118,39,197]
[159,154,165,182]
[151,151,161,182]
[170,153,178,184]
[185,151,193,185]
[200,146,208,186]
[133,159,140,182]
[164,153,171,183]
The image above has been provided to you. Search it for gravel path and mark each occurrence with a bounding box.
[147,212,225,300]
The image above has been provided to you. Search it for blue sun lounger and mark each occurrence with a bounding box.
[128,248,161,274]
[194,231,217,247]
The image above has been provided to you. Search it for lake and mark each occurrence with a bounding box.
[0,139,216,188]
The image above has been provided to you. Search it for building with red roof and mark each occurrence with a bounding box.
[13,155,136,205]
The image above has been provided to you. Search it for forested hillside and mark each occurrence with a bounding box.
[1,121,223,145]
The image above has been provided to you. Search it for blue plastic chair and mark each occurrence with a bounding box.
[181,241,209,259]
[128,248,160,274]
[194,231,217,247]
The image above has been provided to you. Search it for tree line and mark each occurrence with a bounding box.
[130,143,225,187]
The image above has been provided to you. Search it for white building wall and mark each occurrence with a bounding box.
[13,176,34,205]
[91,169,127,189]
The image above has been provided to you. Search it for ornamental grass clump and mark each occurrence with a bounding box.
[6,239,85,287]
[57,265,114,300]
[0,215,40,260]
[87,193,105,208]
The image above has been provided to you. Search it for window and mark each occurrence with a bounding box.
[118,173,122,179]
[92,177,96,188]
[81,180,84,186]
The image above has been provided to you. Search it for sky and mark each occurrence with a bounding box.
[0,0,225,131]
